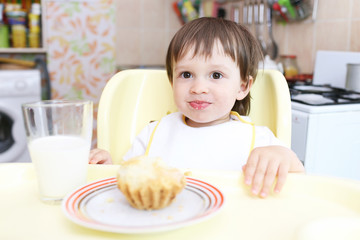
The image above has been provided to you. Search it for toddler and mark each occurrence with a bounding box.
[89,17,304,198]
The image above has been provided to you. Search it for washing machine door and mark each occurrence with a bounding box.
[0,104,28,163]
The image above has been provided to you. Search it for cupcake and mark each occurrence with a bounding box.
[117,155,186,210]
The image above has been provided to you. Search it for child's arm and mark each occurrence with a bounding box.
[89,121,156,165]
[243,146,304,198]
[89,148,113,164]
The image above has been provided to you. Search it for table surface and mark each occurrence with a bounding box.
[1,163,360,240]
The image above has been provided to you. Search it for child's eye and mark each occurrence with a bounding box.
[181,72,192,78]
[211,72,223,79]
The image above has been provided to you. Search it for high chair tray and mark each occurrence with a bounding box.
[1,163,360,240]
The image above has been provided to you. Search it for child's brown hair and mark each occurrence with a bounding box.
[166,17,263,115]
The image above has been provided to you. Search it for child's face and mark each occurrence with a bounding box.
[172,42,251,127]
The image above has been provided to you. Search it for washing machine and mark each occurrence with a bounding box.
[0,70,41,163]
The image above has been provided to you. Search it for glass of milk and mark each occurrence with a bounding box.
[22,100,93,204]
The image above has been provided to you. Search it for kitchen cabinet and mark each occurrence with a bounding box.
[0,1,46,53]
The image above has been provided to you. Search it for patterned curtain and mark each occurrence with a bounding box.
[45,0,116,147]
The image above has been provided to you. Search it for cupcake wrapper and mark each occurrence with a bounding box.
[117,180,184,210]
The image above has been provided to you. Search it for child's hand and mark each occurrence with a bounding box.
[243,146,304,198]
[89,148,113,164]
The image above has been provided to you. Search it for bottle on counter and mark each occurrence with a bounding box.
[0,24,9,48]
[0,3,10,48]
[28,3,41,48]
[5,4,27,48]
[279,55,300,80]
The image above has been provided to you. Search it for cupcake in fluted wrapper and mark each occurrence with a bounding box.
[116,155,186,210]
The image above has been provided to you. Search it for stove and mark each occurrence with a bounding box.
[289,84,360,106]
[289,83,360,181]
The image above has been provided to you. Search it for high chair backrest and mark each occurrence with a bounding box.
[97,69,291,164]
[248,69,292,147]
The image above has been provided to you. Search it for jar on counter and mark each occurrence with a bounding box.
[280,55,300,79]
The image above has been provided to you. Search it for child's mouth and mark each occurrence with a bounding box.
[189,100,211,110]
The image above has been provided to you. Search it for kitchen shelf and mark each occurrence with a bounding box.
[0,1,47,54]
[0,47,46,54]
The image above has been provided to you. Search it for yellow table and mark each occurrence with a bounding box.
[1,163,360,240]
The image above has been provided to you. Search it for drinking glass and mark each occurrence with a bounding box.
[22,100,93,204]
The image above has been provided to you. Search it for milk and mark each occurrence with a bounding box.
[28,135,90,200]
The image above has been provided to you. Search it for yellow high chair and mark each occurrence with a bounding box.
[97,69,291,164]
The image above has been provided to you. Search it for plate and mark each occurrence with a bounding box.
[62,177,224,233]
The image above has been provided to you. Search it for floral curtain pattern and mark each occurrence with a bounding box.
[45,0,116,146]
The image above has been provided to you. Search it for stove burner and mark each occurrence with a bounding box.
[292,85,333,92]
[289,83,360,106]
[292,94,335,105]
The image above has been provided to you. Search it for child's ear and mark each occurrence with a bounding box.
[236,76,253,100]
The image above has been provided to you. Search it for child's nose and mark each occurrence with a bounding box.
[190,78,209,94]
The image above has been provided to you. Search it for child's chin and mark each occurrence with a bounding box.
[186,116,223,127]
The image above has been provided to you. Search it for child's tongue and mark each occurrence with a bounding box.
[189,101,210,110]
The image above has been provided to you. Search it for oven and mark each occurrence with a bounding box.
[290,84,360,181]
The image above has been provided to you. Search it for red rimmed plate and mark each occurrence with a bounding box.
[62,177,224,234]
